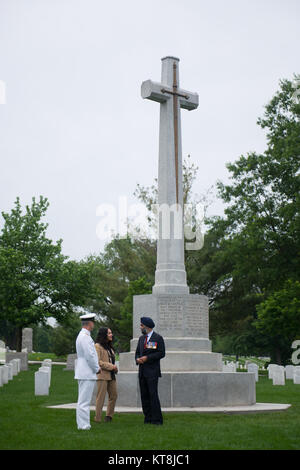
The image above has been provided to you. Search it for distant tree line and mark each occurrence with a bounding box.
[0,77,299,364]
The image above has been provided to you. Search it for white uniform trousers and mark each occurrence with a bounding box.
[76,379,96,430]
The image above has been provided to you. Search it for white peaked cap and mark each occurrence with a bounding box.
[80,314,96,321]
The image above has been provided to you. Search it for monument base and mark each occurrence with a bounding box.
[91,371,256,407]
[110,292,256,409]
[120,351,222,372]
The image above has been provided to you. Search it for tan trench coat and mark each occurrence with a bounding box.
[95,343,116,380]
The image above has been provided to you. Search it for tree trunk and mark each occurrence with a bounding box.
[15,326,23,352]
[275,347,282,365]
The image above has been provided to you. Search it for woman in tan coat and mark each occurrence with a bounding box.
[94,327,118,423]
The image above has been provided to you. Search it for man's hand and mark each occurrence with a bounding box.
[137,356,148,364]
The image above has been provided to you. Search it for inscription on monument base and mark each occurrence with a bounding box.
[133,294,209,339]
[184,297,209,336]
[159,298,183,335]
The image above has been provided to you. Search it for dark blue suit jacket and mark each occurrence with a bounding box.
[135,331,165,378]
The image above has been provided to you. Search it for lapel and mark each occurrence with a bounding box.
[150,331,158,342]
[139,336,144,357]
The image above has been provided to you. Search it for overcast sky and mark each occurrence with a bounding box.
[0,0,299,261]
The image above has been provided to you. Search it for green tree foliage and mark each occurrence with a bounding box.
[254,280,300,364]
[32,323,54,353]
[83,241,155,352]
[202,78,300,360]
[114,277,152,351]
[0,197,95,350]
[50,313,82,356]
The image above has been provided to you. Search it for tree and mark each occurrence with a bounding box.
[215,78,299,293]
[134,154,214,231]
[32,323,54,353]
[203,77,300,355]
[254,280,300,364]
[115,276,152,351]
[0,196,94,351]
[82,241,155,352]
[50,313,82,357]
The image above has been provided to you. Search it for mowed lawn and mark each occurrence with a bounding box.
[0,364,299,450]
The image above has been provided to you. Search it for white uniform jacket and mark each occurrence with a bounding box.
[74,328,100,380]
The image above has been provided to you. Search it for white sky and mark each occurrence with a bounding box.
[0,0,299,260]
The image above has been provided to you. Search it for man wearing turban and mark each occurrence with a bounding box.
[135,317,165,425]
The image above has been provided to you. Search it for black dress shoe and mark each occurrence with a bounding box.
[104,416,112,422]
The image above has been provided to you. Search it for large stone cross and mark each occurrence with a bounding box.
[141,56,199,295]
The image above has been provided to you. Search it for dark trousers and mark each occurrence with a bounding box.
[139,375,163,425]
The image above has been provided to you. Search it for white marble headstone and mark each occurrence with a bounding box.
[0,340,6,364]
[285,365,295,380]
[272,366,285,385]
[222,363,236,373]
[2,365,9,384]
[15,358,21,373]
[293,366,300,384]
[267,364,277,379]
[35,370,49,395]
[39,366,51,387]
[10,359,18,376]
[7,363,13,380]
[247,363,259,382]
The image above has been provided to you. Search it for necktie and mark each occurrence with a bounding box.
[144,336,148,349]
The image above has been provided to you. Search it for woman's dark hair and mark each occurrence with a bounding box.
[96,327,113,350]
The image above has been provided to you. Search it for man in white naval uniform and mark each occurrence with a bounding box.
[75,314,101,430]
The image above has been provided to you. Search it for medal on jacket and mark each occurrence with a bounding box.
[146,342,157,349]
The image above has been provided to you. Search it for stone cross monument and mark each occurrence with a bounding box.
[141,56,198,295]
[116,56,256,408]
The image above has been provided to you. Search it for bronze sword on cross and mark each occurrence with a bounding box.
[141,57,199,208]
[161,62,190,204]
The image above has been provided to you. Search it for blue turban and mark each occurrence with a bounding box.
[140,317,155,328]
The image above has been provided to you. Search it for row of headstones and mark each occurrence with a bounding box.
[223,361,300,385]
[267,364,300,385]
[34,359,52,395]
[223,360,265,370]
[0,329,33,357]
[223,362,261,375]
[0,358,21,386]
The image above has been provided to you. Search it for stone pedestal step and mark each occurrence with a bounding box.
[91,370,256,408]
[47,402,291,414]
[120,351,222,372]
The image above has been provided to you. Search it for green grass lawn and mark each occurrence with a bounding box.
[27,352,120,362]
[28,352,67,362]
[0,364,299,450]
